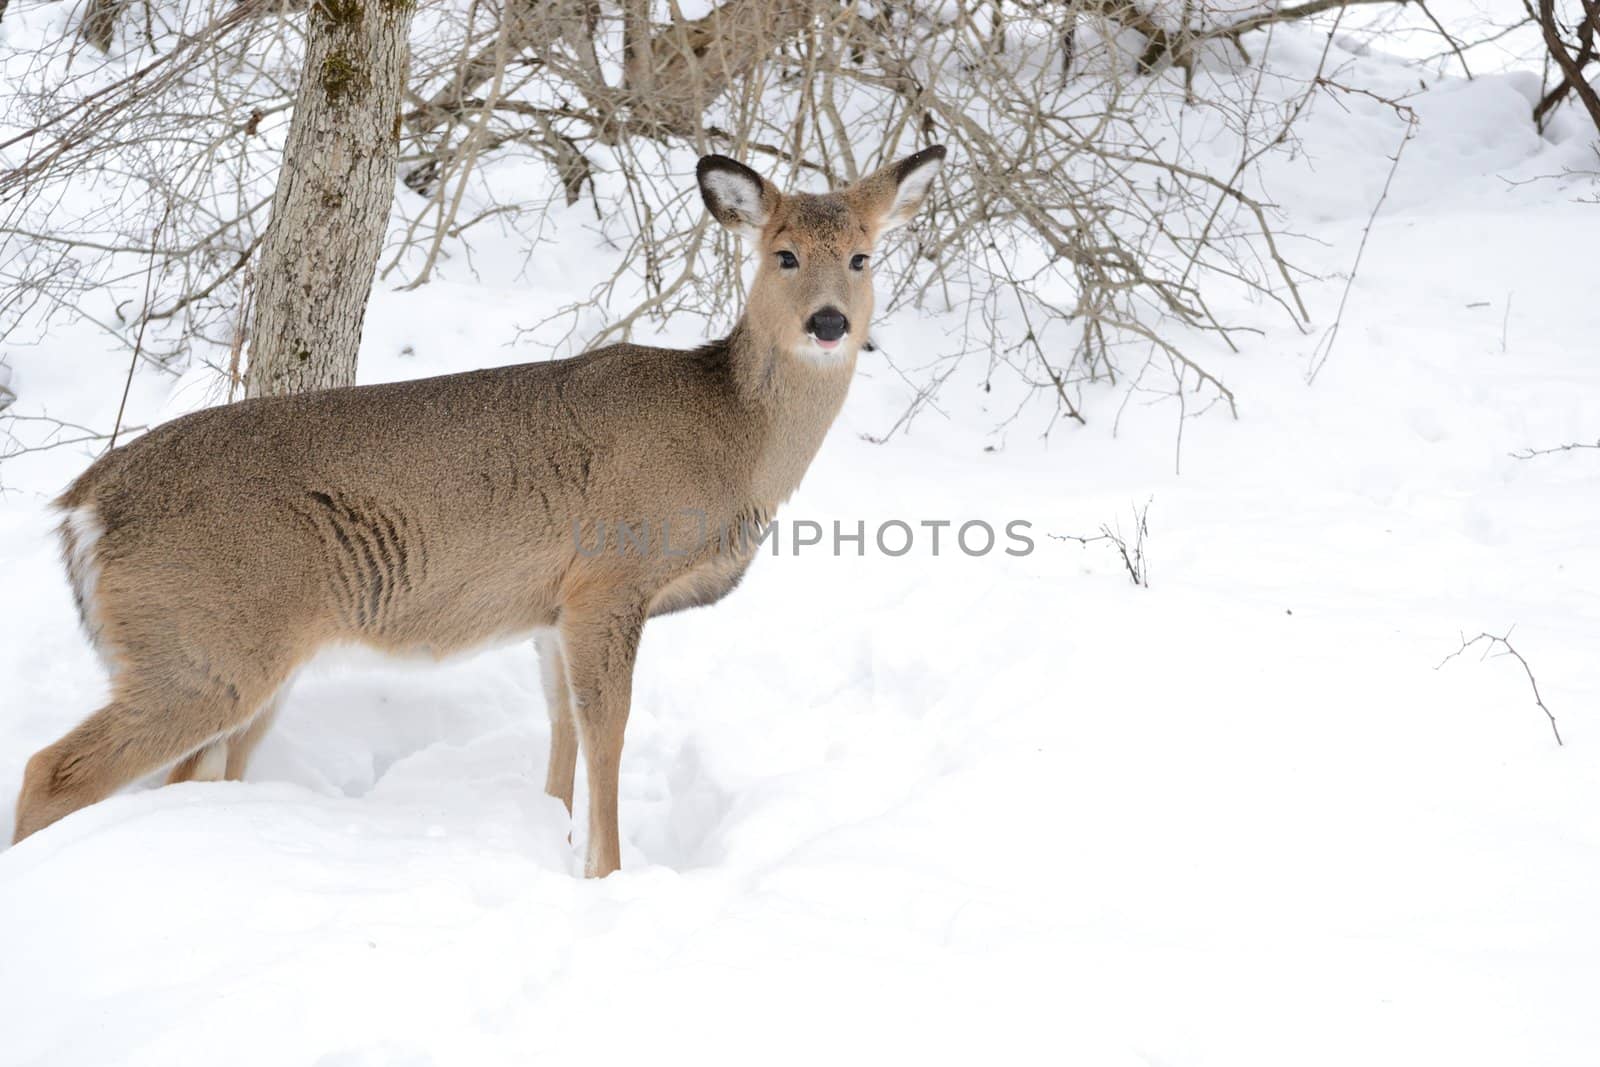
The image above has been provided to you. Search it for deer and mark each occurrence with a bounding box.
[12,144,947,876]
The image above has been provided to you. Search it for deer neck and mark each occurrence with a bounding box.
[726,318,857,510]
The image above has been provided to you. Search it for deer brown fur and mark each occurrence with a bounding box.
[13,145,946,876]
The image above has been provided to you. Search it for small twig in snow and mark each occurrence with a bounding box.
[1436,629,1563,746]
[1510,438,1600,459]
[1050,498,1152,588]
[1308,90,1418,385]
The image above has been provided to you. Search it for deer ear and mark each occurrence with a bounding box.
[697,156,777,239]
[860,145,946,235]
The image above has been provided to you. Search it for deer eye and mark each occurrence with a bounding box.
[776,250,799,270]
[850,254,869,271]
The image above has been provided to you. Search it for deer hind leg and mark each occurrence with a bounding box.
[559,602,645,878]
[14,666,275,844]
[536,633,578,814]
[166,690,284,784]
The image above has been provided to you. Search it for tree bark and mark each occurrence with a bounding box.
[246,0,415,398]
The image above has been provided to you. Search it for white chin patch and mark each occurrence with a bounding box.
[798,336,852,364]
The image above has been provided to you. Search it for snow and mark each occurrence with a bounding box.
[3,15,1600,1067]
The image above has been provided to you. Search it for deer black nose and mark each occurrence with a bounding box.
[806,308,849,342]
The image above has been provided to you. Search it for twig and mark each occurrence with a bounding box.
[1049,498,1152,587]
[1213,0,1407,39]
[1415,0,1473,79]
[1437,629,1563,746]
[110,205,170,451]
[227,267,254,403]
[1510,437,1600,459]
[1,422,150,461]
[1308,96,1418,385]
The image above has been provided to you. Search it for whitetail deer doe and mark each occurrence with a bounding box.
[14,145,946,876]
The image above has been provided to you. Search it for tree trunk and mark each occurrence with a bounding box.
[246,0,415,398]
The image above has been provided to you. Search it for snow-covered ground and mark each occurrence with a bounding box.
[2,17,1599,1067]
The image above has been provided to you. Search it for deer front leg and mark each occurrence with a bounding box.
[166,691,283,785]
[536,632,577,814]
[558,602,644,878]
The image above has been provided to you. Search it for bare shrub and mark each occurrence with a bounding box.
[0,1,1481,441]
[1051,497,1152,587]
[495,3,1331,434]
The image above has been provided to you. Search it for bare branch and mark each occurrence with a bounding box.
[1049,498,1152,587]
[1510,437,1600,459]
[1535,0,1600,134]
[1309,84,1418,385]
[1437,630,1564,746]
